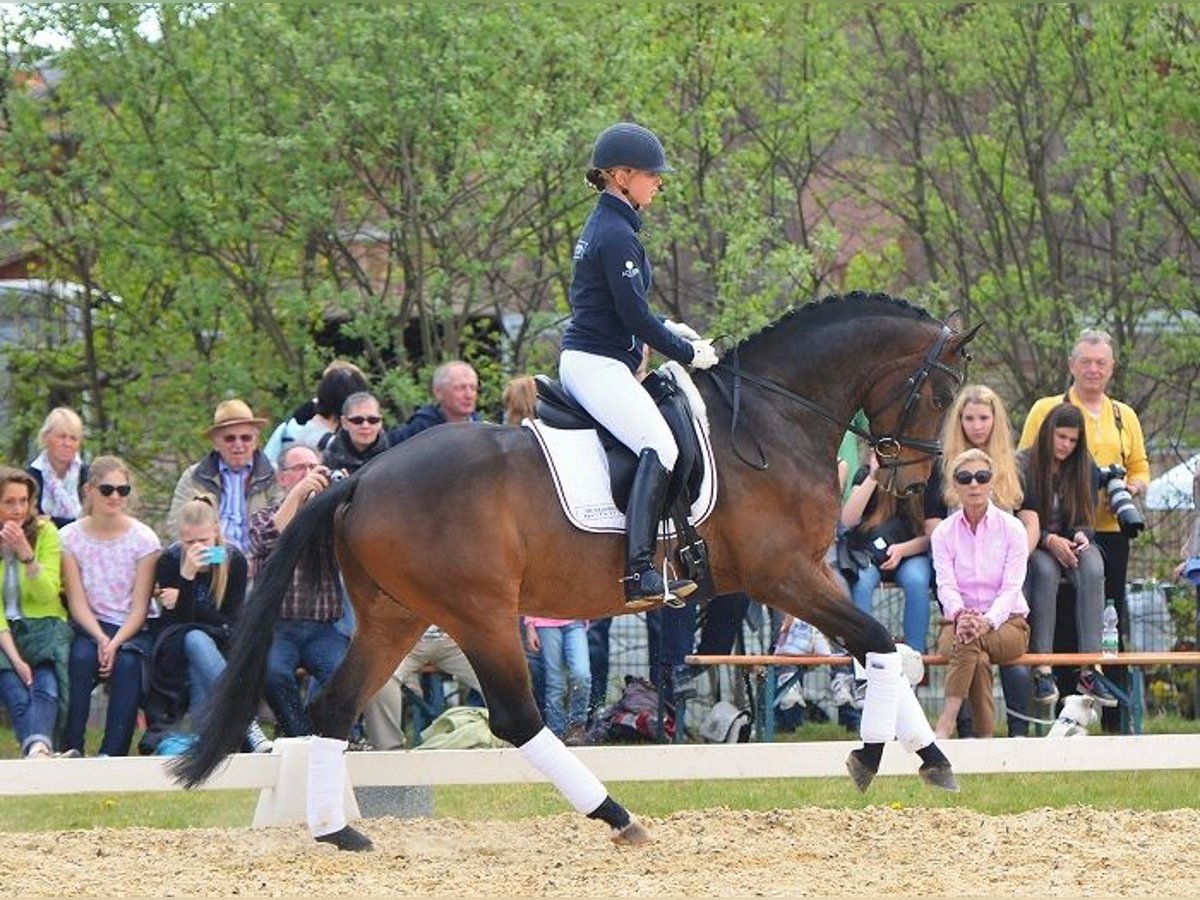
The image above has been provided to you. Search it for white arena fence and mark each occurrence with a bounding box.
[2,735,1197,829]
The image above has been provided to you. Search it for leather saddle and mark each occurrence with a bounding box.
[533,370,705,515]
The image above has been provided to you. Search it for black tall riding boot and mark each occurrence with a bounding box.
[624,449,697,607]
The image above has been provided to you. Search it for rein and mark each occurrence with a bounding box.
[706,324,965,488]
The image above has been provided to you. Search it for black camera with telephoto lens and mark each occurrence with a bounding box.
[1096,463,1145,538]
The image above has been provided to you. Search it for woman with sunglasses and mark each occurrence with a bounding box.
[321,392,390,478]
[1019,402,1113,707]
[930,449,1030,740]
[60,457,161,756]
[0,466,70,757]
[925,384,1036,737]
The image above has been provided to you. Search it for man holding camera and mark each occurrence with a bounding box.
[248,444,348,737]
[1019,329,1150,730]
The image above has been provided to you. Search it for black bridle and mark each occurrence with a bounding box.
[706,324,966,492]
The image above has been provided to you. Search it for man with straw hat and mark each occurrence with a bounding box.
[167,399,278,550]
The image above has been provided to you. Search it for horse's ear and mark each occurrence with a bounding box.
[952,320,985,361]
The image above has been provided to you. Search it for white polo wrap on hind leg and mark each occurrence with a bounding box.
[307,736,349,837]
[859,651,903,744]
[518,727,608,814]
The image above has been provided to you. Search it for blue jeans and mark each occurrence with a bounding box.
[586,617,612,719]
[264,619,348,736]
[850,554,933,652]
[184,629,228,716]
[0,664,58,753]
[536,622,591,736]
[65,622,150,756]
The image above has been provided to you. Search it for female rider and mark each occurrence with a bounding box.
[559,122,718,607]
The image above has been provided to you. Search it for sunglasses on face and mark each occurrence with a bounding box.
[345,415,382,426]
[221,433,256,445]
[97,483,132,497]
[953,469,993,486]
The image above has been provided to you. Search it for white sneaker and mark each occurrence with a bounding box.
[246,720,274,753]
[25,741,52,759]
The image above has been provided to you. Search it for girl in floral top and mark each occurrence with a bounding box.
[60,456,161,756]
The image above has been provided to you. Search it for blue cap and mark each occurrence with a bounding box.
[590,123,674,173]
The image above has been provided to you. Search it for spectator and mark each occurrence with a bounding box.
[772,613,861,732]
[524,615,591,745]
[263,361,369,466]
[143,497,272,753]
[1175,466,1200,617]
[167,399,278,552]
[502,375,538,425]
[1019,403,1114,707]
[930,449,1030,739]
[248,444,347,737]
[0,467,69,757]
[26,407,88,529]
[321,391,390,477]
[839,453,932,652]
[389,360,483,445]
[60,456,161,757]
[362,625,483,750]
[1018,328,1150,732]
[926,383,1035,737]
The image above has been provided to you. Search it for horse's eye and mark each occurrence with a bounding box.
[932,392,953,411]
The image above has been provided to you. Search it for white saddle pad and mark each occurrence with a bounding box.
[524,362,718,535]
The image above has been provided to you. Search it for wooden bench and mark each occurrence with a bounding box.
[685,651,1200,741]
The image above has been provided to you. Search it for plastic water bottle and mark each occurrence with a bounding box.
[1101,603,1120,658]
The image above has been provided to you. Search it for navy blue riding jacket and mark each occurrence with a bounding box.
[561,193,695,374]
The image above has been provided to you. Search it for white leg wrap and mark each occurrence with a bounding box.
[306,736,349,838]
[517,727,608,814]
[859,651,903,744]
[895,679,936,753]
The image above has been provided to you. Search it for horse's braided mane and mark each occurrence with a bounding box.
[735,290,935,352]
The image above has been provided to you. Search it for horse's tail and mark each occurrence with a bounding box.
[170,475,360,787]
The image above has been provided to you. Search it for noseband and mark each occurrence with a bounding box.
[708,324,966,489]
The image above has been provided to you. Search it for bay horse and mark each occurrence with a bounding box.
[174,291,978,851]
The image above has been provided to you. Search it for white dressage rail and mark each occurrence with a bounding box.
[2,735,1197,827]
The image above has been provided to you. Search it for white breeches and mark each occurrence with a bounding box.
[560,350,678,470]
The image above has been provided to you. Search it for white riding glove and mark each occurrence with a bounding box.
[663,319,702,341]
[690,339,719,370]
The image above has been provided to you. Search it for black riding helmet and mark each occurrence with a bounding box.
[590,122,674,173]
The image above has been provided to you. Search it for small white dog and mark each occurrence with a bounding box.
[1047,693,1099,737]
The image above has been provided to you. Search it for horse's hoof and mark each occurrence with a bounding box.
[316,824,375,852]
[918,762,960,793]
[611,818,654,846]
[845,749,877,793]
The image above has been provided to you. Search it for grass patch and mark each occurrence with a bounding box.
[1,791,259,832]
[432,770,1200,821]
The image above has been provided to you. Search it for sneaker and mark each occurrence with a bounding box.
[830,672,855,708]
[54,748,82,759]
[24,742,52,759]
[1078,669,1119,707]
[563,725,588,747]
[245,720,274,754]
[1033,672,1059,706]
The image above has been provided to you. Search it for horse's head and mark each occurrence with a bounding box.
[863,312,982,496]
